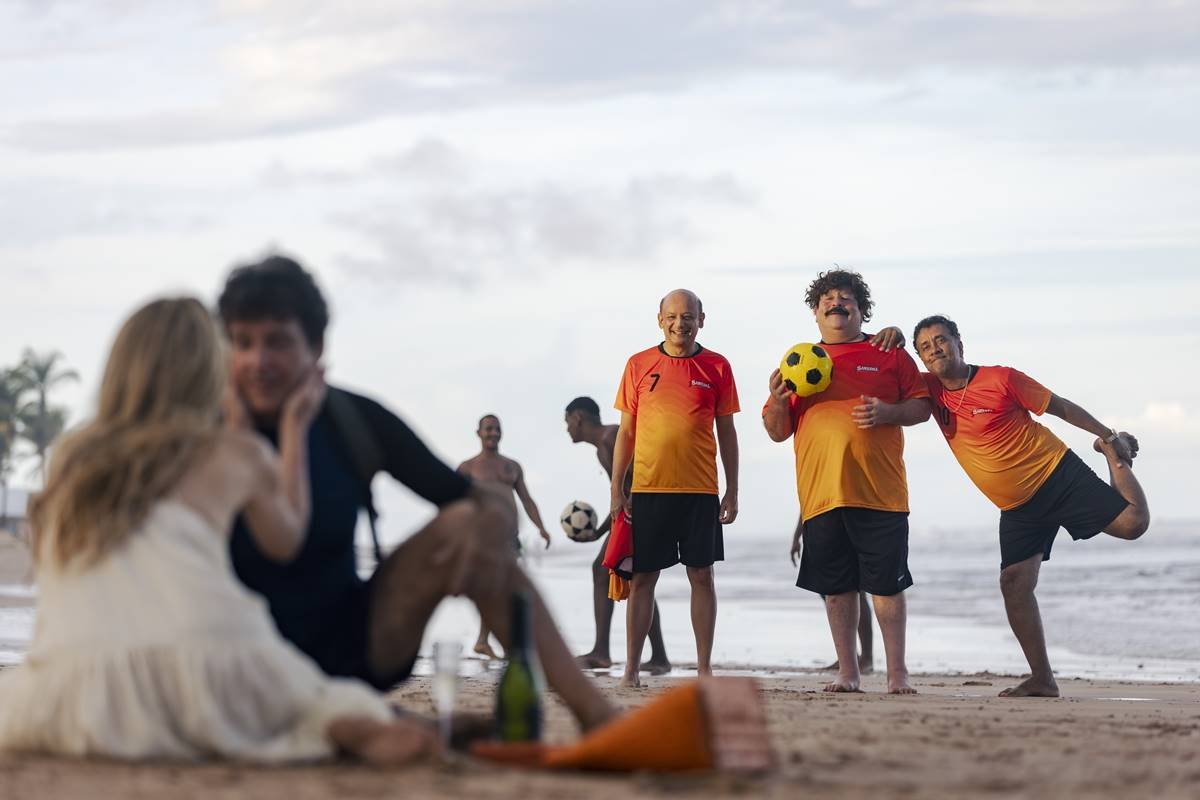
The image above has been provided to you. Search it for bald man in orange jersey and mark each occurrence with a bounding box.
[610,289,740,688]
[913,315,1149,698]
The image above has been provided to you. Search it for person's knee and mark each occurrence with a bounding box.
[686,566,715,589]
[631,572,658,594]
[999,566,1035,597]
[1108,510,1147,542]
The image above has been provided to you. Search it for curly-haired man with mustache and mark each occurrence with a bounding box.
[763,269,930,695]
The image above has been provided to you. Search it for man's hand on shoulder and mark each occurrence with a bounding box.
[869,326,906,352]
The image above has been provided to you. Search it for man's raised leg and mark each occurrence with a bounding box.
[823,592,862,692]
[998,553,1058,698]
[871,592,914,694]
[1096,436,1150,540]
[620,570,659,688]
[367,498,616,730]
[576,540,614,669]
[686,565,716,676]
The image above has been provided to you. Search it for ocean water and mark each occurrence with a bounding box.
[418,518,1200,683]
[2,520,1197,682]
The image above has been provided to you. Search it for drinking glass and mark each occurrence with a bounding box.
[431,640,462,753]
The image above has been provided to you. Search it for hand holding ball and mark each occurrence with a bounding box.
[779,343,833,397]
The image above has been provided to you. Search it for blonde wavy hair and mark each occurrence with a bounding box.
[31,297,226,570]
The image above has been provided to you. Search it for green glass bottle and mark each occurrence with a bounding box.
[496,591,542,742]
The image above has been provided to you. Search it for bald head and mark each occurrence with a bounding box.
[657,288,705,355]
[659,289,703,316]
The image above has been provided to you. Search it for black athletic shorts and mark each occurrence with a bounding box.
[797,507,913,597]
[631,492,723,572]
[313,579,418,692]
[998,448,1129,570]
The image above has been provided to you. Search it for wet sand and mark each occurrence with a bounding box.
[0,668,1197,799]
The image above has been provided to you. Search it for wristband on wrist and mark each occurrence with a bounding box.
[1104,429,1120,444]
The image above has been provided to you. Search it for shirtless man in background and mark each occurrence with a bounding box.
[565,397,671,674]
[458,414,552,658]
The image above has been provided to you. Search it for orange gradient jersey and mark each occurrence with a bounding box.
[616,344,740,494]
[763,338,929,521]
[923,366,1067,510]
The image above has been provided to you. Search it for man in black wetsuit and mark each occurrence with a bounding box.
[219,256,613,731]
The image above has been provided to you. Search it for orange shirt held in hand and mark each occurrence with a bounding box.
[923,366,1068,510]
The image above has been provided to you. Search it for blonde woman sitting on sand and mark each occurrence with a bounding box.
[0,297,435,764]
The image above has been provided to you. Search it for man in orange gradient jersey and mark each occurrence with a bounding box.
[610,289,740,688]
[764,269,931,695]
[913,315,1149,698]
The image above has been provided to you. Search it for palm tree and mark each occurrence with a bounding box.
[16,349,78,482]
[0,368,28,529]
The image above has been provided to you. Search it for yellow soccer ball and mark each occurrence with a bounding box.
[780,342,833,397]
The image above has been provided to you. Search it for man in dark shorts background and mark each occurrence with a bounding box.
[564,396,671,674]
[219,255,614,732]
[913,315,1149,698]
[610,289,740,688]
[763,269,931,694]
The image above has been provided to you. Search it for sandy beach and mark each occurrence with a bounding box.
[0,667,1196,799]
[3,530,1198,797]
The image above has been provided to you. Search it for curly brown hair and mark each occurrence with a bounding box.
[804,269,873,322]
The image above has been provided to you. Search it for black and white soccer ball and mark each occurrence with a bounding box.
[560,500,600,542]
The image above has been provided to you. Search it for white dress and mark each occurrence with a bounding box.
[0,500,393,762]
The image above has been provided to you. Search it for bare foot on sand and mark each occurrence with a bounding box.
[328,717,436,767]
[643,658,672,676]
[618,673,642,689]
[473,641,500,660]
[575,652,612,670]
[999,676,1060,698]
[888,670,917,695]
[823,676,862,693]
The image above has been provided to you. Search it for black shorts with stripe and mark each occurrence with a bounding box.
[797,507,913,597]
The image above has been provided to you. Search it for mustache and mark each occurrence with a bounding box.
[825,306,850,317]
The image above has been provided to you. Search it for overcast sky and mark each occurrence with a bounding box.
[2,0,1198,543]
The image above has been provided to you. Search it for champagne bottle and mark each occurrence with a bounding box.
[495,591,543,742]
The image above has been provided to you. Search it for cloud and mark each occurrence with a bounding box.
[0,176,217,245]
[331,172,753,285]
[7,0,1199,151]
[1114,402,1200,438]
[259,137,467,189]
